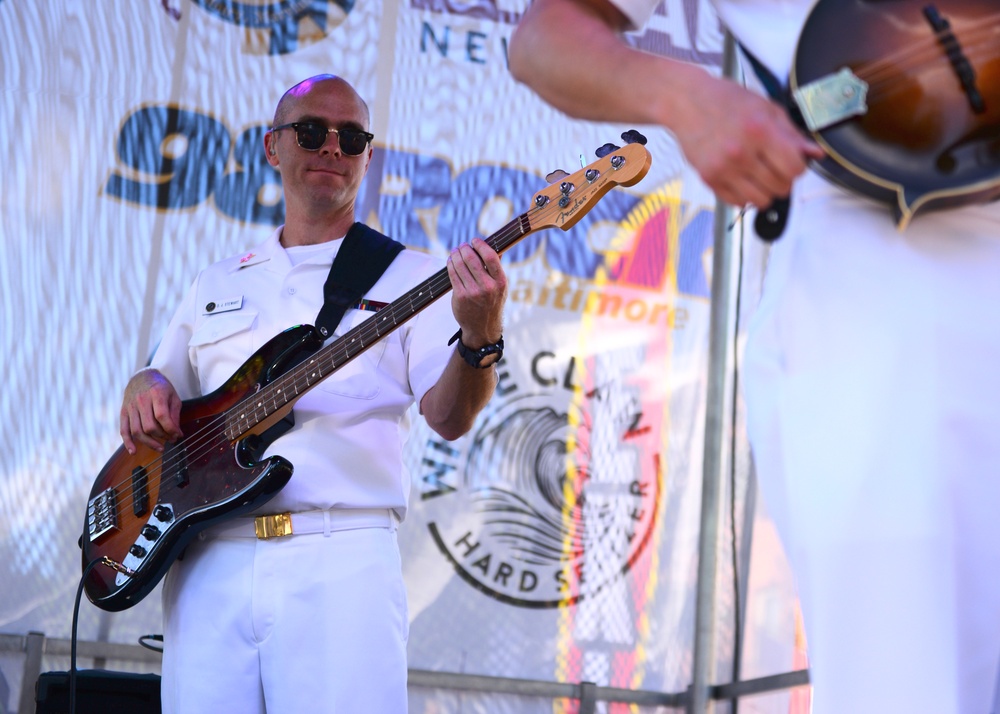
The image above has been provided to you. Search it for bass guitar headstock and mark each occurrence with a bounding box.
[527,134,652,233]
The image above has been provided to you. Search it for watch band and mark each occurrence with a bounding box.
[449,329,504,368]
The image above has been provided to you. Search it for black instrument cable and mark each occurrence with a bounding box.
[70,558,104,714]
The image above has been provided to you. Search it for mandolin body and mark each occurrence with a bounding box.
[791,0,1000,226]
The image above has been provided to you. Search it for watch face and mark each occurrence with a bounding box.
[477,350,502,368]
[457,335,503,368]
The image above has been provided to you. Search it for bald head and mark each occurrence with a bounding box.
[272,75,371,129]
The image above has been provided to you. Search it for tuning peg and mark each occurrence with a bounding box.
[595,143,620,158]
[545,169,570,183]
[621,130,647,145]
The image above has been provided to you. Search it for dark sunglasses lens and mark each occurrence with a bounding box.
[295,124,328,150]
[338,130,369,156]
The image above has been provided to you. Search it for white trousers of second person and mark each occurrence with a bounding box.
[160,510,408,714]
[744,171,1000,714]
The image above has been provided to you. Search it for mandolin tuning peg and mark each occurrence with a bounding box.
[545,169,570,183]
[621,129,647,145]
[595,143,620,158]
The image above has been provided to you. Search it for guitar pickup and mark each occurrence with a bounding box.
[131,466,149,516]
[87,488,118,541]
[164,442,190,488]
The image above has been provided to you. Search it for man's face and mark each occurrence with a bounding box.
[266,78,372,214]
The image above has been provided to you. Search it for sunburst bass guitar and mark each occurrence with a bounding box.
[81,141,652,612]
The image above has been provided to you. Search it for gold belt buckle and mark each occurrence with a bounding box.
[254,513,293,539]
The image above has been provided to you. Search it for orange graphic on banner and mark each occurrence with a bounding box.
[790,603,812,713]
[553,183,684,712]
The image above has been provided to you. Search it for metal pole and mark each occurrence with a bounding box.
[17,632,45,714]
[1,633,807,709]
[688,31,740,714]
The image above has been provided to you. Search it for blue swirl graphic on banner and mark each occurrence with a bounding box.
[191,0,353,55]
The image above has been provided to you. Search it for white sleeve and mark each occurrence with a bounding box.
[148,274,202,401]
[607,0,661,31]
[404,286,461,405]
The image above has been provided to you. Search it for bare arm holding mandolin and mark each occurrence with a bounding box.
[514,0,1000,227]
[508,0,822,210]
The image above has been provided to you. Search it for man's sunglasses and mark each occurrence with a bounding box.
[271,122,374,155]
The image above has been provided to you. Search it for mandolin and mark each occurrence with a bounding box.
[789,0,1000,228]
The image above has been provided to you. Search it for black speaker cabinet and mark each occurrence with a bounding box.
[35,670,161,714]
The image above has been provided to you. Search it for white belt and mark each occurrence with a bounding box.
[204,508,397,540]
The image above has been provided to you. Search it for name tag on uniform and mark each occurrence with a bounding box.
[203,296,243,315]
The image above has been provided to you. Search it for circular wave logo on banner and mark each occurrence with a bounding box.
[191,0,354,55]
[421,384,662,608]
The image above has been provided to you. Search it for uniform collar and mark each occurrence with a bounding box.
[226,227,284,273]
[226,226,350,274]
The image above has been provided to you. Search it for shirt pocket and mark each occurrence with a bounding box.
[318,309,386,400]
[188,311,258,390]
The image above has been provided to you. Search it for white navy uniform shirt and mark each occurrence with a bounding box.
[149,227,458,520]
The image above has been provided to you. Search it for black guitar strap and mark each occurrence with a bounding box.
[739,46,806,129]
[738,45,804,242]
[247,224,404,462]
[314,222,405,339]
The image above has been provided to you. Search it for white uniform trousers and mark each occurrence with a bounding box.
[744,172,1000,714]
[160,509,408,714]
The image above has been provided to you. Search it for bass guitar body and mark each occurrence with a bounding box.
[791,0,1000,227]
[81,325,323,611]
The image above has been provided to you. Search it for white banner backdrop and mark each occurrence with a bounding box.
[0,0,803,711]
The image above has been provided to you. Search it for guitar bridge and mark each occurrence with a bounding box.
[87,488,118,541]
